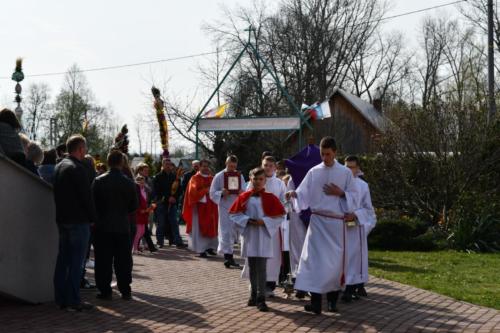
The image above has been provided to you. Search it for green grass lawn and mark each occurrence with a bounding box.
[368,250,500,310]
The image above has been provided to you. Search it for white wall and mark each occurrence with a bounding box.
[0,153,57,303]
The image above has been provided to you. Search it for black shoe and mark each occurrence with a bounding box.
[150,247,158,253]
[157,244,164,249]
[224,260,231,268]
[81,280,96,290]
[357,285,368,297]
[304,304,321,315]
[341,286,353,303]
[198,252,208,258]
[228,258,240,268]
[304,293,322,314]
[121,293,132,301]
[247,297,257,306]
[67,303,94,312]
[96,293,112,300]
[295,290,307,299]
[206,248,217,256]
[327,291,340,312]
[257,301,269,312]
[176,243,188,249]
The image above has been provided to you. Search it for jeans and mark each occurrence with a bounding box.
[155,202,182,246]
[54,223,90,307]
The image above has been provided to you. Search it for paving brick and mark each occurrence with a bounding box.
[0,229,498,332]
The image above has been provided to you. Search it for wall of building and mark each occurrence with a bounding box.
[0,153,57,303]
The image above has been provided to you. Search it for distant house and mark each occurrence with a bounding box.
[289,87,389,155]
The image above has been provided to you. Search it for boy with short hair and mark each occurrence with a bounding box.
[229,167,285,312]
[287,136,358,314]
[244,155,287,297]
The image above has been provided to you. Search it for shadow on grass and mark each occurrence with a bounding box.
[369,259,434,274]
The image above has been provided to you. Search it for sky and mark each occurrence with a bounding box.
[0,0,463,154]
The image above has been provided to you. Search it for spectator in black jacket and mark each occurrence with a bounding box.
[53,134,95,312]
[92,150,138,301]
[0,108,26,168]
[152,158,186,248]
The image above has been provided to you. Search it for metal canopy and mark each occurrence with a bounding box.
[198,117,301,132]
[191,26,310,158]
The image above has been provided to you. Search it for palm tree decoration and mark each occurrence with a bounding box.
[151,86,169,158]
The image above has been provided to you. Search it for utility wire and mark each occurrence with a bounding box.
[0,0,467,80]
[376,0,467,23]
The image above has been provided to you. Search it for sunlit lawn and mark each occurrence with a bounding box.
[369,250,500,310]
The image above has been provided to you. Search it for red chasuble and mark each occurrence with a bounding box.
[229,189,286,217]
[182,172,218,238]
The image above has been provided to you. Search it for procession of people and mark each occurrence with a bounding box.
[42,126,377,315]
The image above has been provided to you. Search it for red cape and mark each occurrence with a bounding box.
[229,189,285,217]
[182,172,218,238]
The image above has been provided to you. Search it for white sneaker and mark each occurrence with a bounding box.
[85,260,95,269]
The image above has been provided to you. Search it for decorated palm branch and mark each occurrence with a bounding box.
[151,86,169,158]
[151,86,184,199]
[113,124,129,154]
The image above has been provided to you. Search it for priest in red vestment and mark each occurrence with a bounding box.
[182,159,219,257]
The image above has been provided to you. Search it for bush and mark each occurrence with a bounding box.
[368,210,444,251]
[447,193,500,253]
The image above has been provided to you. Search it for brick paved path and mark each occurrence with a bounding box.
[1,240,499,332]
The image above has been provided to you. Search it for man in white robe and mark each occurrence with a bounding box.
[229,167,285,312]
[243,156,286,297]
[287,136,357,314]
[286,178,307,281]
[343,155,376,301]
[209,155,246,268]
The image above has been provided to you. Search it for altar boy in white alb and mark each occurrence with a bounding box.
[229,167,286,312]
[287,136,358,314]
[342,155,376,301]
[209,155,246,268]
[243,156,287,297]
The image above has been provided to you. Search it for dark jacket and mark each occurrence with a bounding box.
[53,156,96,225]
[25,160,40,176]
[0,122,26,168]
[181,170,196,194]
[152,170,179,203]
[92,168,139,234]
[38,164,55,184]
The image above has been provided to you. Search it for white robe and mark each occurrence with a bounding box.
[229,196,283,258]
[294,161,358,294]
[242,175,286,282]
[187,183,219,254]
[209,169,246,254]
[345,177,376,285]
[287,179,307,277]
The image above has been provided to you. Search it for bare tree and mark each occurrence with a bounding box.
[24,83,51,141]
[348,32,411,102]
[418,17,451,109]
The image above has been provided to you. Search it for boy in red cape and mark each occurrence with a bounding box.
[229,167,285,312]
[182,159,219,258]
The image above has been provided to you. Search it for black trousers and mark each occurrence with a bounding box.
[279,251,291,284]
[94,231,133,296]
[143,224,156,251]
[248,257,267,300]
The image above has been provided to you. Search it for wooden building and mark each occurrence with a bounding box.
[288,88,389,155]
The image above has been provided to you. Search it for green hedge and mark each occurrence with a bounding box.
[368,211,446,251]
